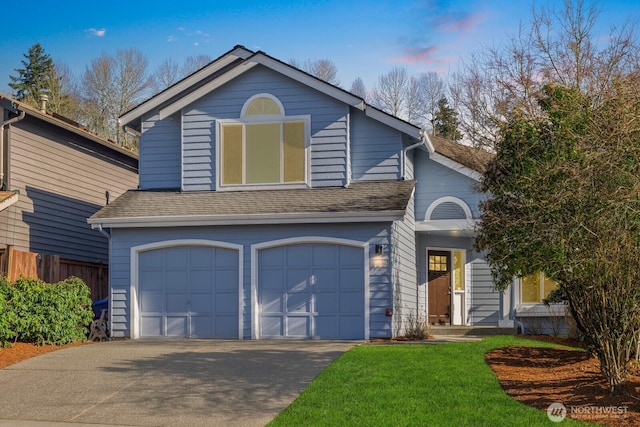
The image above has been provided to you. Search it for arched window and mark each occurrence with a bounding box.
[425,197,472,221]
[218,93,308,188]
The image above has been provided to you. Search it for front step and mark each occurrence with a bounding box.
[429,325,516,336]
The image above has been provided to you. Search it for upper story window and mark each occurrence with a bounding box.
[217,94,309,189]
[520,272,558,304]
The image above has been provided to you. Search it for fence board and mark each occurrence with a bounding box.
[0,246,108,300]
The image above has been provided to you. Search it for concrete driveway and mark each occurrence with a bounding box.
[0,339,357,427]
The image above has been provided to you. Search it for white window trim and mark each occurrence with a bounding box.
[425,196,473,220]
[518,272,556,306]
[215,115,311,191]
[241,93,286,116]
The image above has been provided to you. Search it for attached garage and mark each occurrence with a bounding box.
[133,240,242,339]
[254,240,368,339]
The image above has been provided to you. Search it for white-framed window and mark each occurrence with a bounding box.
[520,272,558,304]
[217,94,309,189]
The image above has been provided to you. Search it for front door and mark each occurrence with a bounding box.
[428,250,451,325]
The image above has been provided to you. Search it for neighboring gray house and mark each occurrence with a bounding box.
[89,46,532,340]
[0,96,139,266]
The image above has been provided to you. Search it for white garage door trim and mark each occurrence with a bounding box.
[251,236,369,340]
[130,239,244,339]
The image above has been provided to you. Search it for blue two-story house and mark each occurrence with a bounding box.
[89,45,518,340]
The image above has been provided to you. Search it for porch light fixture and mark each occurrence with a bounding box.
[371,244,388,268]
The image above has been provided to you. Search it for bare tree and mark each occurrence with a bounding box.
[450,0,638,149]
[350,77,367,100]
[181,54,212,78]
[371,67,409,118]
[416,71,445,133]
[289,58,340,85]
[80,49,151,148]
[151,58,180,94]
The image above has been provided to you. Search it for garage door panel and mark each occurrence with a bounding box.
[140,292,163,312]
[260,249,284,267]
[165,270,188,289]
[215,270,238,290]
[315,316,338,337]
[189,247,214,267]
[315,293,338,312]
[339,246,361,261]
[261,315,284,336]
[165,247,188,267]
[287,246,311,266]
[138,245,240,338]
[141,316,163,336]
[312,245,338,265]
[190,294,213,312]
[287,293,311,313]
[261,292,283,313]
[166,293,188,312]
[340,268,364,289]
[313,269,338,290]
[139,271,163,290]
[340,316,363,338]
[286,269,310,291]
[214,293,238,313]
[261,270,285,290]
[166,316,187,337]
[287,316,310,336]
[191,316,213,337]
[189,270,213,289]
[340,292,364,312]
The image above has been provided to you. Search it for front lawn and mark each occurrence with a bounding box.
[270,336,588,426]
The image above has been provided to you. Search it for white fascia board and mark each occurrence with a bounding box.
[159,61,259,120]
[363,107,422,140]
[119,47,253,126]
[88,210,406,228]
[0,192,18,211]
[429,152,482,182]
[415,219,478,232]
[422,131,435,153]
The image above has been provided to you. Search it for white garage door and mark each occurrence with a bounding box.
[258,243,365,339]
[138,245,239,338]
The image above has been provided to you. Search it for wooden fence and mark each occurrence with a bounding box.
[0,246,108,300]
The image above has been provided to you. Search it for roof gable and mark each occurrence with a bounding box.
[120,45,421,140]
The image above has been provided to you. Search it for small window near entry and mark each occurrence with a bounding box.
[429,255,448,272]
[521,272,558,304]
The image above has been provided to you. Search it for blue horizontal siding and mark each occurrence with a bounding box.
[140,112,181,189]
[350,109,402,181]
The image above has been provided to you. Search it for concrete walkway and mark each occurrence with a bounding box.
[0,340,356,427]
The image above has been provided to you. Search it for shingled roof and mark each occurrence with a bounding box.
[88,180,415,226]
[429,134,493,173]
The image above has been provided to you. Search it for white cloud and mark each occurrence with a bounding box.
[167,35,177,42]
[86,28,106,37]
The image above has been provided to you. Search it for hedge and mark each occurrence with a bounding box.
[0,276,94,347]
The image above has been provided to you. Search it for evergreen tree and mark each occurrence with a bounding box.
[9,43,57,108]
[433,97,462,141]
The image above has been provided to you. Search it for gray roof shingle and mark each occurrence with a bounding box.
[89,180,415,224]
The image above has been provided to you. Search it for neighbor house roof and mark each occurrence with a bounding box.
[88,180,415,228]
[119,45,422,141]
[0,190,18,212]
[0,96,139,161]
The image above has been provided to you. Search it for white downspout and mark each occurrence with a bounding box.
[0,108,26,189]
[96,223,110,239]
[402,136,426,180]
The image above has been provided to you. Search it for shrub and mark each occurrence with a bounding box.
[0,278,16,347]
[2,276,94,345]
[404,313,430,340]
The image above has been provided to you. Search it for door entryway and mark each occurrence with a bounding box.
[428,250,451,325]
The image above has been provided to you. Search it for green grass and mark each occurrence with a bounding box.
[270,336,590,426]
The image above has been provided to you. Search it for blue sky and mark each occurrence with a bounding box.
[0,0,637,96]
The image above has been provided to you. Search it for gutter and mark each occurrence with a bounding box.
[0,108,26,189]
[96,223,110,238]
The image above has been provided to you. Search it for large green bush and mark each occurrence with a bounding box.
[0,276,94,346]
